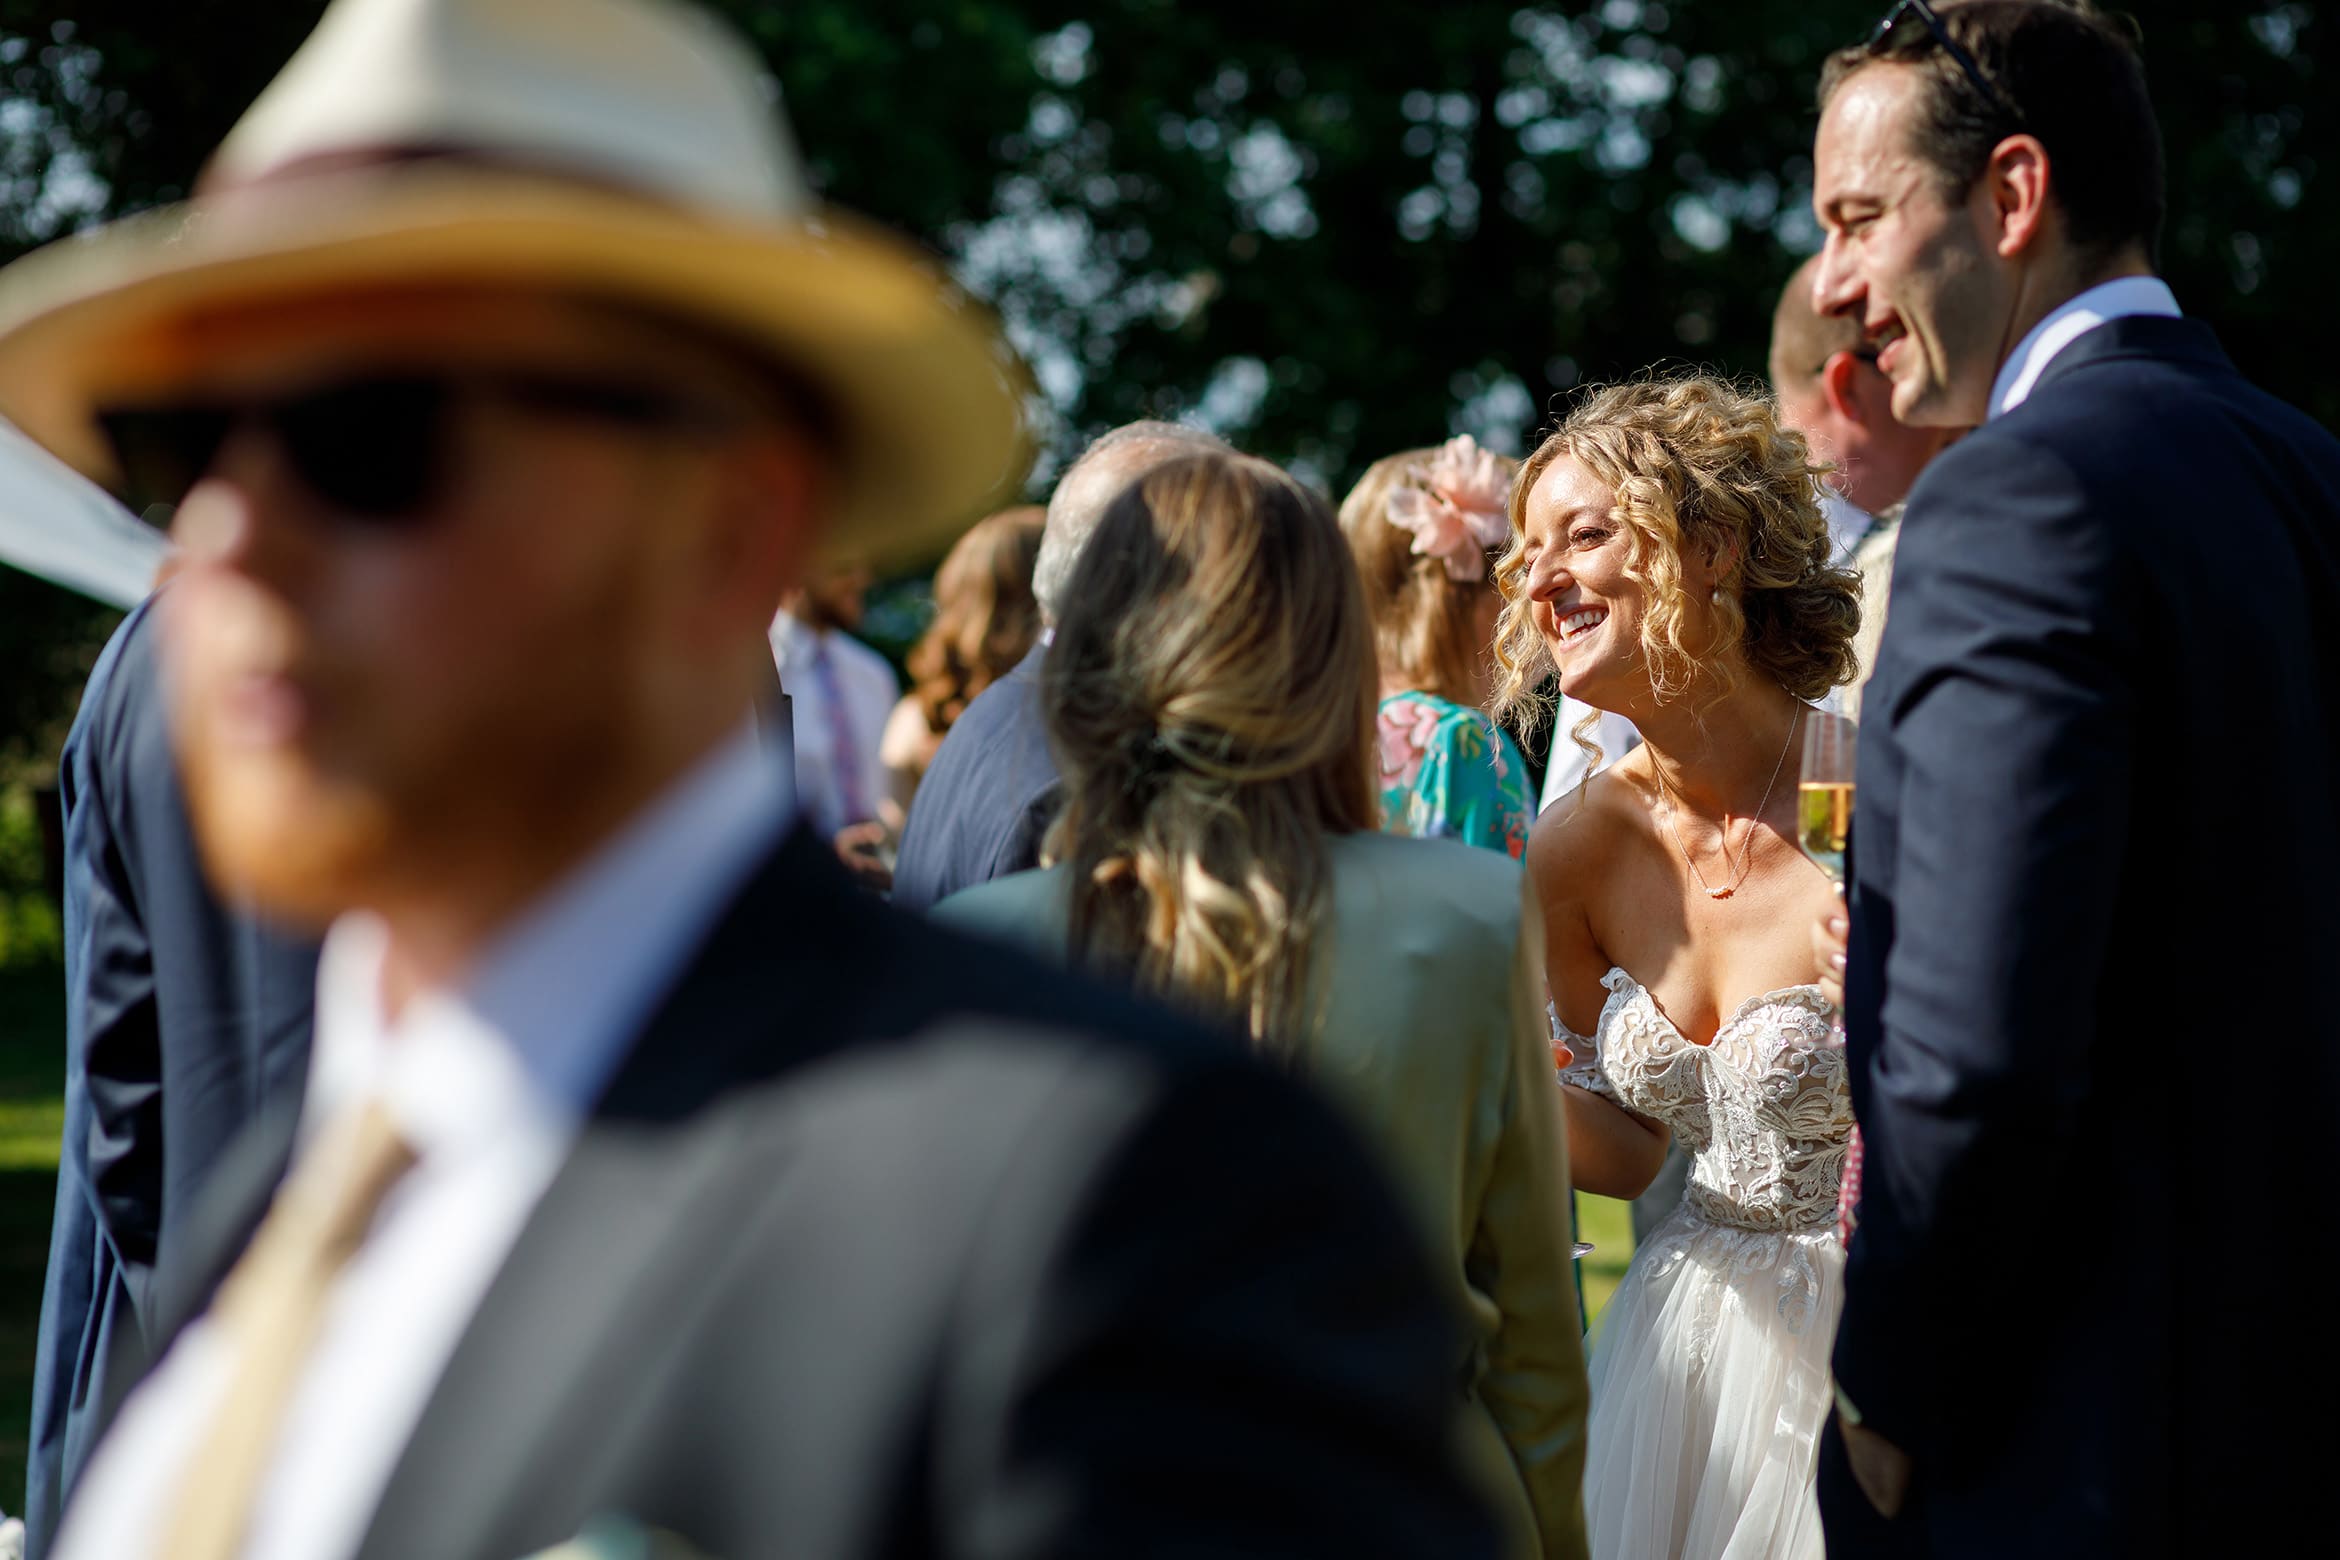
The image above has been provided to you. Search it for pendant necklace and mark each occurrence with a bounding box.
[1652,708,1800,901]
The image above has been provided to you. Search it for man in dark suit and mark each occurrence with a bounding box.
[23,599,316,1559]
[892,421,1224,912]
[1,3,1511,1558]
[1808,3,2340,1554]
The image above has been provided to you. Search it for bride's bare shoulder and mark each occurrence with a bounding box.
[1526,750,1652,889]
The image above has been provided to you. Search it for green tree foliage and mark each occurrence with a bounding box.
[0,0,2329,757]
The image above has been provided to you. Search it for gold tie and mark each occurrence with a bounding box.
[166,1100,418,1560]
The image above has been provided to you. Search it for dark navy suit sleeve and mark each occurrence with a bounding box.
[1835,432,2140,1447]
[987,779,1060,884]
[26,606,158,1556]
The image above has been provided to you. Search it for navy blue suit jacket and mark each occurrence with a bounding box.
[24,599,317,1556]
[890,644,1060,913]
[1832,316,2340,1555]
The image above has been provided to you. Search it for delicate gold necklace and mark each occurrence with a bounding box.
[1650,708,1801,901]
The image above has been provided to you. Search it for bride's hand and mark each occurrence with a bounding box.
[1811,884,1848,1009]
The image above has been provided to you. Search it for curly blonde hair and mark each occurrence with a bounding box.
[1043,450,1377,1057]
[1491,376,1860,734]
[1338,445,1520,705]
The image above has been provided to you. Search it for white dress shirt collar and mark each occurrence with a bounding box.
[768,608,816,666]
[303,721,794,1145]
[1989,275,2182,420]
[1819,492,1878,570]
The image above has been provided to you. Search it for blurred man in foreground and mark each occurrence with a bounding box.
[0,2,1501,1557]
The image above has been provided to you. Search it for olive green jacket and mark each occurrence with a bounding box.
[939,830,1590,1560]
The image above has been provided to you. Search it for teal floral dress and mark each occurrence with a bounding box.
[1376,690,1535,860]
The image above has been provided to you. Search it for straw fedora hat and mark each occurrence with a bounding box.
[0,0,1033,568]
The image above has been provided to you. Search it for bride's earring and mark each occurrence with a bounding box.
[1710,586,1722,605]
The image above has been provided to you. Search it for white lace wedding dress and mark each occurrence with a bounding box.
[1556,966,1852,1560]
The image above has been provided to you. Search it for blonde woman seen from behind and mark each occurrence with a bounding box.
[938,451,1589,1560]
[1496,377,1860,1560]
[1340,436,1535,860]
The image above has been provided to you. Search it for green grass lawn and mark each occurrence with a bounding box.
[0,963,65,1520]
[1576,1191,1635,1342]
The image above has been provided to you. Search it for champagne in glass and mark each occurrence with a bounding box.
[1798,712,1857,883]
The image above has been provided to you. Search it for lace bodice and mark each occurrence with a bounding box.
[1556,967,1851,1233]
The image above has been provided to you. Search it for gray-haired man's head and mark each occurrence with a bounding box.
[1032,420,1228,625]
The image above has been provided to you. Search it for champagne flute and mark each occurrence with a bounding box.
[1797,712,1857,884]
[1798,711,1856,1048]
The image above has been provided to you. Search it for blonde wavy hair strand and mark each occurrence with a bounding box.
[1042,451,1378,1057]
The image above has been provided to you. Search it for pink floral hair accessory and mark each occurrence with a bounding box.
[1384,434,1512,583]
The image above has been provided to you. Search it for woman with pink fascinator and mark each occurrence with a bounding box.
[1339,435,1535,860]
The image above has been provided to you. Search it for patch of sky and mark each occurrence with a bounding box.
[1228,123,1317,238]
[1189,356,1272,437]
[2249,5,2307,59]
[1450,371,1536,456]
[1668,192,1728,253]
[1033,21,1094,86]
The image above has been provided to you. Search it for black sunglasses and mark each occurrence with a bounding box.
[97,372,737,526]
[1870,0,2026,129]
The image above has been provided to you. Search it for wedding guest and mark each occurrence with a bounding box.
[1339,435,1534,859]
[770,562,897,839]
[24,599,317,1560]
[1806,4,2340,1554]
[1498,376,1859,1560]
[939,450,1590,1560]
[890,420,1223,911]
[877,504,1045,825]
[5,2,1504,1556]
[1768,252,1958,718]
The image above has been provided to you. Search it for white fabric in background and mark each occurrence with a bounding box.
[1819,493,1878,571]
[0,420,165,607]
[1539,698,1640,812]
[769,613,899,838]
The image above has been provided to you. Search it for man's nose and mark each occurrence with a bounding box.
[171,425,323,589]
[1813,239,1862,322]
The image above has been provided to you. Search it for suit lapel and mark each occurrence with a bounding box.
[353,828,861,1560]
[350,1098,785,1560]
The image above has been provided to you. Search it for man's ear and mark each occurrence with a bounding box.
[1820,351,1869,427]
[1985,134,2053,260]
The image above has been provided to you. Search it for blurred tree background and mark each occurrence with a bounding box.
[0,0,2328,776]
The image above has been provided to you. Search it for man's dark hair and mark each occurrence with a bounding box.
[1820,1,2165,267]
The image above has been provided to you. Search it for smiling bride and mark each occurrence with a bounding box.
[1495,376,1863,1559]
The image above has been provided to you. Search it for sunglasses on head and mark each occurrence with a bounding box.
[1870,0,2026,129]
[97,372,737,527]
